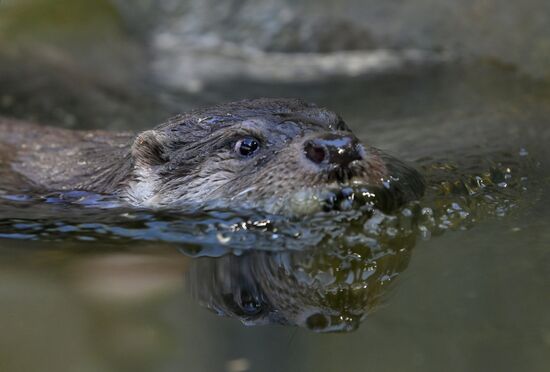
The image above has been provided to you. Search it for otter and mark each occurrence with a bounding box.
[0,98,424,215]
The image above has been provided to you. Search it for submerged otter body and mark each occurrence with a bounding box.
[0,98,424,214]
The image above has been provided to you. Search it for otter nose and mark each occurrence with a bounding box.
[304,134,363,168]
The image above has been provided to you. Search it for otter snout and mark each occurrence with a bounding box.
[304,133,364,168]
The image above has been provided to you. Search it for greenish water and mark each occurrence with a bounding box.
[0,1,549,371]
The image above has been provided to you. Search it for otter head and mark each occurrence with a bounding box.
[126,98,424,215]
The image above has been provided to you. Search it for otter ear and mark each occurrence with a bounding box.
[131,130,167,166]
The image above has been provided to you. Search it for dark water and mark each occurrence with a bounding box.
[0,1,549,371]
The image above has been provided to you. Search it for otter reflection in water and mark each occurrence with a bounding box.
[186,228,415,332]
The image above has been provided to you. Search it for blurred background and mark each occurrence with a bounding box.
[0,1,549,371]
[2,0,550,132]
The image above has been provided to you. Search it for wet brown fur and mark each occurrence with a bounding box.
[0,98,424,213]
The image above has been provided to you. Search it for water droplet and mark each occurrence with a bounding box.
[216,232,231,244]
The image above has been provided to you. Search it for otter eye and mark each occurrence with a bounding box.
[235,137,260,157]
